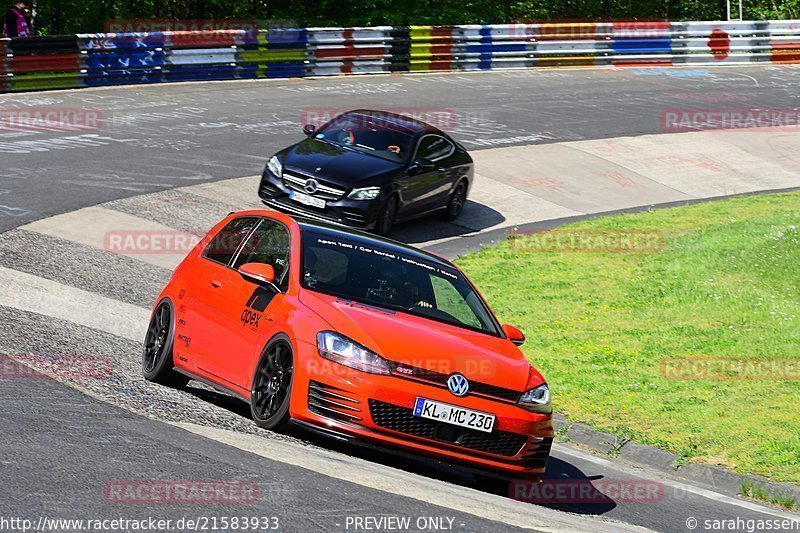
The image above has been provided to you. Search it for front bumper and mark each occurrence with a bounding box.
[258,171,383,230]
[290,340,554,478]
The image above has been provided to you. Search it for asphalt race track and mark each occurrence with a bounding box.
[2,64,800,233]
[2,66,800,533]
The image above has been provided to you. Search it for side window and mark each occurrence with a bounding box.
[430,275,482,329]
[203,217,260,266]
[416,135,454,161]
[234,220,291,290]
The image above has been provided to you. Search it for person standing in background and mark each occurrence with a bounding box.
[3,1,31,37]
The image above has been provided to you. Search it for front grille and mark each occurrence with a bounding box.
[341,208,367,226]
[368,400,528,457]
[259,181,281,197]
[308,381,362,423]
[283,172,346,201]
[519,437,553,470]
[390,363,521,403]
[263,198,342,224]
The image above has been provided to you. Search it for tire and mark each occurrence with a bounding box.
[142,299,190,388]
[374,195,398,236]
[250,335,294,431]
[443,181,468,221]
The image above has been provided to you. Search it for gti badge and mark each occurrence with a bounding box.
[304,178,319,194]
[447,373,469,397]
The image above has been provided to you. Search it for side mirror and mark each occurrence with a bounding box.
[238,262,281,292]
[303,124,316,136]
[410,157,435,173]
[502,324,526,346]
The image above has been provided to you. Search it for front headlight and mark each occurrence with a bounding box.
[347,186,382,200]
[267,156,282,178]
[317,331,391,375]
[517,383,551,413]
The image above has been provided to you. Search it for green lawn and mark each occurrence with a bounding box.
[456,191,800,482]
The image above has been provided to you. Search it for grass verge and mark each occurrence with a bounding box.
[456,191,800,482]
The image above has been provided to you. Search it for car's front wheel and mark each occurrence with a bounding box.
[374,195,398,236]
[142,300,189,388]
[443,181,467,221]
[250,336,294,430]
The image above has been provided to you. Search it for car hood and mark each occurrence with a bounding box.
[298,290,543,392]
[281,139,404,188]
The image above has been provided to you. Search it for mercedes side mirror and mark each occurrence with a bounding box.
[410,157,435,173]
[303,124,316,136]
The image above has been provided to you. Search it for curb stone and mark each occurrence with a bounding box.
[552,413,800,510]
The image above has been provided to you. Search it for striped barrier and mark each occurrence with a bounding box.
[2,20,800,93]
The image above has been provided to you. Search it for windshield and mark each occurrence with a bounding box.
[313,113,416,163]
[301,230,501,336]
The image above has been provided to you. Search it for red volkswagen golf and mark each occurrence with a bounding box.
[143,209,553,478]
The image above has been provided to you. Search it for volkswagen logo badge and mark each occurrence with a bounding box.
[446,373,469,397]
[304,178,319,194]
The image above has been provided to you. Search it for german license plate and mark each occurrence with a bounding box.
[290,190,325,209]
[413,397,496,433]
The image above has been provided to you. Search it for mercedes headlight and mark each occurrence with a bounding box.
[347,186,382,200]
[517,383,551,413]
[317,331,391,375]
[267,156,283,178]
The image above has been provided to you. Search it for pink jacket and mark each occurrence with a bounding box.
[3,6,30,38]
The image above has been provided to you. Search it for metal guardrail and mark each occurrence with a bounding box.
[1,20,799,93]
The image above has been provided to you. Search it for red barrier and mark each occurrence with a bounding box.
[0,40,9,75]
[11,53,81,73]
[709,29,731,60]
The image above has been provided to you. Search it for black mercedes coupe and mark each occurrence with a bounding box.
[258,109,474,235]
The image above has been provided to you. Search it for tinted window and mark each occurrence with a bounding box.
[234,220,291,291]
[301,230,500,336]
[203,217,259,266]
[416,135,453,161]
[315,113,416,162]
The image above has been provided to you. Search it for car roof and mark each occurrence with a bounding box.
[296,217,457,270]
[339,109,442,135]
[221,209,456,270]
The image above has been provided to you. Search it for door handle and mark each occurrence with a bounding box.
[211,280,223,288]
